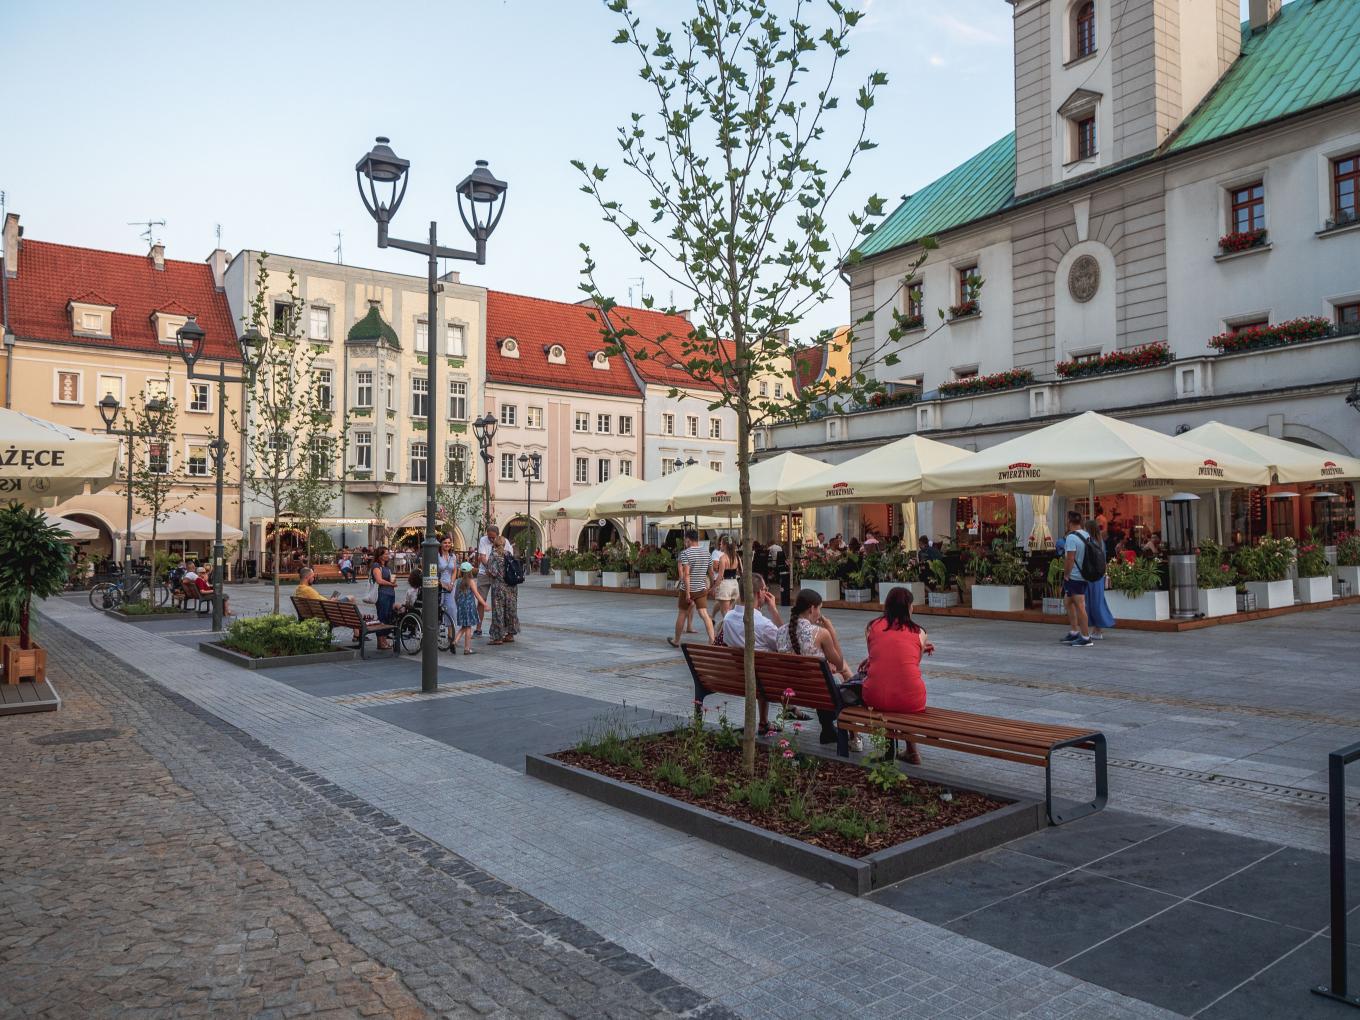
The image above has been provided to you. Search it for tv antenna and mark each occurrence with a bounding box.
[334,230,343,265]
[215,223,223,248]
[128,218,166,246]
[627,276,647,306]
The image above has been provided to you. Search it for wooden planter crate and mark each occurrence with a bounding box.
[2,638,48,684]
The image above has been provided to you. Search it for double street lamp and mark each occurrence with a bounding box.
[517,451,542,553]
[355,137,508,695]
[97,392,170,604]
[472,412,498,534]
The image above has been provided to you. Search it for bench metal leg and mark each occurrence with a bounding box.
[1046,732,1108,825]
[835,722,849,758]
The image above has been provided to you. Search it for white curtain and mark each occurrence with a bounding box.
[1028,493,1054,549]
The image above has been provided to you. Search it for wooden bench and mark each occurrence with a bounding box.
[181,577,211,614]
[291,595,330,624]
[682,643,839,734]
[291,596,395,658]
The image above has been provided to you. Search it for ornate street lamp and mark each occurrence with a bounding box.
[99,392,169,605]
[472,412,498,537]
[355,136,508,695]
[517,450,542,556]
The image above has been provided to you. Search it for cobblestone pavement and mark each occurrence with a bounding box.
[0,631,732,1019]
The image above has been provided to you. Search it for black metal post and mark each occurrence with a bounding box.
[418,221,441,695]
[1312,740,1360,1008]
[212,370,228,631]
[124,434,135,598]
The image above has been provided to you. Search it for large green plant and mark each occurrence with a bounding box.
[222,615,332,658]
[1296,528,1330,578]
[1195,540,1238,589]
[635,547,674,574]
[0,503,72,648]
[1338,533,1360,568]
[1105,557,1163,598]
[1233,536,1294,583]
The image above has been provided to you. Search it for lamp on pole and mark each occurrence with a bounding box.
[517,450,541,555]
[355,137,508,696]
[174,317,267,631]
[98,392,170,605]
[472,412,498,535]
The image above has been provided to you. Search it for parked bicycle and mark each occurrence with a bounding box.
[88,572,170,611]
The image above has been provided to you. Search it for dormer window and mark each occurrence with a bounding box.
[500,337,520,359]
[151,303,191,346]
[545,343,566,365]
[589,350,609,370]
[1058,89,1101,165]
[1074,2,1096,60]
[68,293,116,339]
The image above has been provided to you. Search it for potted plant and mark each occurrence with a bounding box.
[843,558,874,603]
[875,546,924,605]
[1233,536,1294,610]
[797,546,841,602]
[0,504,70,683]
[924,558,958,608]
[1295,529,1333,605]
[573,550,602,587]
[1337,532,1360,597]
[636,547,674,590]
[1105,556,1169,621]
[601,541,634,588]
[1195,540,1238,618]
[970,537,1028,613]
[548,548,574,585]
[1043,557,1067,615]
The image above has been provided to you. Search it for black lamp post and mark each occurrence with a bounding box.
[98,391,170,605]
[472,412,498,535]
[174,316,267,631]
[355,136,508,695]
[517,450,542,554]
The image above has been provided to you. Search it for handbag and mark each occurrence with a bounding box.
[362,575,380,604]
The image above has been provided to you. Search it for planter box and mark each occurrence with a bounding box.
[1197,586,1237,618]
[971,585,1026,613]
[1106,590,1170,621]
[638,572,669,590]
[573,570,602,587]
[2,640,47,683]
[1337,565,1360,598]
[800,578,840,602]
[1245,579,1293,610]
[1237,591,1258,612]
[601,571,631,588]
[843,588,872,603]
[551,569,568,585]
[926,591,959,609]
[877,581,925,605]
[1041,596,1066,616]
[198,643,358,670]
[1297,575,1333,605]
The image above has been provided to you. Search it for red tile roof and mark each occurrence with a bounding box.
[485,290,643,397]
[792,345,826,392]
[5,239,240,360]
[601,304,732,394]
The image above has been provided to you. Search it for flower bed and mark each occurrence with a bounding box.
[867,389,917,410]
[1218,228,1268,254]
[1056,342,1172,379]
[220,615,334,659]
[938,368,1034,398]
[1208,316,1333,355]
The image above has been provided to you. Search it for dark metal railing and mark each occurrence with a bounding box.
[1312,740,1360,1008]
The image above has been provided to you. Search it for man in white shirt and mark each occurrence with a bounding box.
[721,574,782,650]
[475,525,513,635]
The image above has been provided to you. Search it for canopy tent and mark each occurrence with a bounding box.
[595,463,718,517]
[781,434,975,508]
[669,452,832,514]
[539,474,643,522]
[0,408,119,507]
[1176,421,1360,483]
[131,510,243,541]
[648,515,732,530]
[40,511,99,541]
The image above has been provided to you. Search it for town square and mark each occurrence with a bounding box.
[2,0,1360,1017]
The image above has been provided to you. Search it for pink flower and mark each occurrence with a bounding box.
[793,723,803,732]
[782,687,795,699]
[778,739,790,749]
[782,750,795,759]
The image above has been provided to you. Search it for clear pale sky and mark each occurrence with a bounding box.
[2,0,1252,340]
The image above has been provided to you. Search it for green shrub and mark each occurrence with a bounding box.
[1106,556,1163,597]
[1233,536,1294,583]
[635,547,675,574]
[1339,533,1360,568]
[1297,529,1330,579]
[222,615,333,658]
[1196,540,1237,589]
[653,757,688,787]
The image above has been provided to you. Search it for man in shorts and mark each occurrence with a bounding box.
[669,529,714,646]
[1061,509,1094,647]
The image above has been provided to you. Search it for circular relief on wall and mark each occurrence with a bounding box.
[1068,254,1100,303]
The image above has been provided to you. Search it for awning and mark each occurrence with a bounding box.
[539,474,644,521]
[669,452,831,514]
[132,510,243,541]
[595,463,717,516]
[0,408,119,507]
[40,511,99,541]
[781,434,974,507]
[1176,421,1360,484]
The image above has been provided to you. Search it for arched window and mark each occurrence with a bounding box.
[1075,2,1096,59]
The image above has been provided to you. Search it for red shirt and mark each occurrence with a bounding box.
[194,574,213,593]
[861,618,927,714]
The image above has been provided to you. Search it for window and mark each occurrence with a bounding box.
[415,319,429,353]
[958,265,980,303]
[500,337,520,358]
[1230,181,1265,233]
[411,377,429,418]
[500,404,517,427]
[954,365,979,380]
[446,323,465,357]
[54,370,82,404]
[774,382,784,399]
[598,458,611,483]
[709,418,722,440]
[500,453,516,481]
[145,378,169,402]
[686,415,699,437]
[385,373,395,412]
[314,368,332,411]
[188,382,210,413]
[527,406,543,429]
[385,433,393,471]
[81,311,102,332]
[148,440,170,475]
[96,374,123,404]
[411,441,428,483]
[619,415,634,436]
[1338,303,1360,334]
[575,411,590,433]
[354,431,372,470]
[272,301,293,335]
[447,443,468,484]
[1076,116,1096,160]
[309,307,330,342]
[907,281,924,321]
[448,380,467,421]
[187,444,209,477]
[546,343,566,365]
[597,414,612,434]
[574,457,589,484]
[662,413,675,435]
[759,381,769,397]
[355,371,373,408]
[308,437,331,476]
[619,459,633,477]
[661,460,675,476]
[1229,317,1269,335]
[1333,153,1360,225]
[1074,1,1095,59]
[709,461,723,473]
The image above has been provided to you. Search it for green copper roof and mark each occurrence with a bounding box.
[346,302,399,347]
[1169,0,1360,152]
[857,0,1360,262]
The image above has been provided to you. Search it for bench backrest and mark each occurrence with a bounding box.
[291,596,328,622]
[182,577,201,600]
[322,600,363,628]
[683,643,838,711]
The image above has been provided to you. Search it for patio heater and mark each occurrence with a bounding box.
[1267,491,1299,540]
[1163,492,1200,619]
[1312,492,1341,589]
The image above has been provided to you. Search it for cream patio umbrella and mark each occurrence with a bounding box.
[668,452,831,514]
[132,510,244,542]
[538,474,644,522]
[40,511,99,541]
[0,408,119,507]
[781,434,975,507]
[1176,422,1360,483]
[594,463,719,517]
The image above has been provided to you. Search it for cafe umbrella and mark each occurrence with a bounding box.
[0,407,119,507]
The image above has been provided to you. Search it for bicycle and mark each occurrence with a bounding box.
[89,572,170,611]
[395,595,454,655]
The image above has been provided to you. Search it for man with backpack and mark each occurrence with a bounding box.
[1060,509,1106,648]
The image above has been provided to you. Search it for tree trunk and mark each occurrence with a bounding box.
[19,599,30,649]
[272,518,282,614]
[738,411,757,776]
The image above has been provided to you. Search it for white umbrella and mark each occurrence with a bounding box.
[669,452,833,514]
[539,474,644,522]
[132,510,243,541]
[781,434,975,507]
[596,463,718,517]
[1176,421,1360,484]
[649,514,731,529]
[40,511,98,541]
[0,408,119,507]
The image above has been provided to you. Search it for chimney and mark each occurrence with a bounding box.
[438,269,460,285]
[1248,0,1280,32]
[3,213,19,279]
[204,248,229,289]
[149,241,165,271]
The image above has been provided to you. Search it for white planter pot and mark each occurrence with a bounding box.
[844,588,872,603]
[1197,586,1237,618]
[573,570,602,587]
[800,578,840,602]
[638,572,668,590]
[1336,564,1360,598]
[970,584,1026,613]
[601,571,631,588]
[1106,589,1170,621]
[926,591,960,608]
[1041,596,1066,616]
[1245,579,1293,610]
[1297,574,1333,604]
[551,569,568,585]
[877,581,926,605]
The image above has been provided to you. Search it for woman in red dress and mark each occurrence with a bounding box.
[861,587,932,763]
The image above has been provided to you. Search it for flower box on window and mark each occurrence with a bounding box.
[352,408,372,418]
[938,369,1034,399]
[416,355,428,365]
[1208,316,1334,355]
[448,422,467,434]
[350,469,371,479]
[1056,342,1172,379]
[1324,209,1359,232]
[1217,228,1268,254]
[898,313,925,331]
[948,299,980,320]
[411,419,428,432]
[446,357,465,369]
[386,409,397,420]
[866,390,917,410]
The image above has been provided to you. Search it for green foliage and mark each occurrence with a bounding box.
[798,545,840,580]
[0,503,71,647]
[574,550,602,572]
[1195,539,1237,589]
[689,771,717,797]
[1338,533,1360,568]
[866,729,907,792]
[635,546,675,574]
[876,544,918,583]
[0,589,19,637]
[601,540,634,572]
[653,757,688,788]
[548,548,577,571]
[1046,556,1067,598]
[925,558,950,591]
[730,777,776,812]
[1233,536,1294,583]
[221,614,333,659]
[1297,529,1330,578]
[576,710,645,770]
[1105,556,1163,598]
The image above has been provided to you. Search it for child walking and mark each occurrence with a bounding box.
[453,562,488,655]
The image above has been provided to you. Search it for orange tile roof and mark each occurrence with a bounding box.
[5,239,241,360]
[485,290,642,397]
[792,345,826,392]
[601,304,732,394]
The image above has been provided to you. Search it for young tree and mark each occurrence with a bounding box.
[577,0,946,773]
[287,410,345,560]
[435,477,483,548]
[127,380,187,587]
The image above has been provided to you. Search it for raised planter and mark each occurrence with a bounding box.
[800,578,840,602]
[970,584,1026,613]
[1041,596,1066,616]
[877,581,925,605]
[1337,565,1360,598]
[1245,579,1293,610]
[1197,586,1237,618]
[526,752,1041,896]
[1106,590,1170,622]
[601,571,632,588]
[551,569,569,585]
[573,570,602,587]
[198,643,358,670]
[843,587,872,603]
[2,640,47,683]
[638,572,669,590]
[926,591,960,609]
[1296,575,1333,605]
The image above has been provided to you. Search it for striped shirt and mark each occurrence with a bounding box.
[677,546,711,593]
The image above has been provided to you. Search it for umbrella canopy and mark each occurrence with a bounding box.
[669,452,832,514]
[923,411,1271,497]
[0,407,119,507]
[595,463,718,517]
[782,434,975,508]
[131,510,243,541]
[539,474,643,522]
[40,511,99,541]
[1176,421,1360,484]
[649,515,732,529]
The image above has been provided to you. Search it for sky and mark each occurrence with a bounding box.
[2,0,1253,341]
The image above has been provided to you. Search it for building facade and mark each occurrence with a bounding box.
[768,0,1360,544]
[1,213,245,559]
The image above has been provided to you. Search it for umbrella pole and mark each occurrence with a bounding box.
[786,511,795,607]
[1213,489,1223,545]
[1087,479,1095,522]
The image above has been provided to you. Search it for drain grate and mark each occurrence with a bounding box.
[31,727,122,746]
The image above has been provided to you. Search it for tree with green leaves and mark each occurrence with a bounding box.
[0,503,70,649]
[287,409,345,560]
[576,0,949,773]
[126,379,187,584]
[435,477,483,547]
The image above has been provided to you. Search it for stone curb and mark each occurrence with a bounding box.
[197,643,359,670]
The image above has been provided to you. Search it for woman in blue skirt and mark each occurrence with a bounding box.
[1085,519,1116,639]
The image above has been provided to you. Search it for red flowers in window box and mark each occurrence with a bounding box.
[1056,342,1172,379]
[938,369,1034,398]
[1217,228,1268,254]
[867,389,917,409]
[1208,316,1333,354]
[898,313,925,331]
[948,299,980,319]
